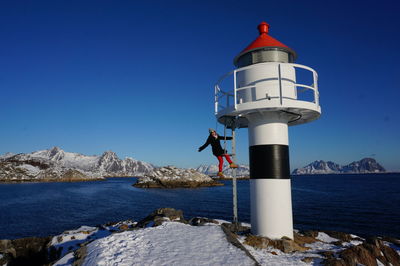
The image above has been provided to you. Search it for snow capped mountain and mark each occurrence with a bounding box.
[0,147,154,181]
[0,152,15,160]
[26,147,99,171]
[342,158,386,173]
[195,164,249,178]
[292,160,342,175]
[292,158,386,175]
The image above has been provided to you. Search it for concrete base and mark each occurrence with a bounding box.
[250,179,293,239]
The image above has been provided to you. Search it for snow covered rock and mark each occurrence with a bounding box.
[2,208,399,266]
[135,208,187,228]
[133,166,223,188]
[195,164,250,178]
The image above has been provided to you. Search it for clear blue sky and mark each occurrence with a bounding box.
[1,0,399,171]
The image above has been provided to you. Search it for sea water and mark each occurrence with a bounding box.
[0,173,399,239]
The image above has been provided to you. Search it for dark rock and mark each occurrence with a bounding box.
[243,234,309,253]
[323,258,346,266]
[339,245,378,266]
[135,208,187,228]
[319,251,335,259]
[332,241,343,246]
[0,236,52,266]
[220,223,250,234]
[302,257,315,263]
[48,245,63,263]
[323,231,353,242]
[299,230,319,238]
[281,239,309,253]
[365,237,383,247]
[73,245,87,266]
[294,231,318,245]
[380,244,400,266]
[0,239,12,251]
[381,236,400,247]
[243,235,270,249]
[220,224,259,266]
[322,238,400,266]
[188,217,219,226]
[119,224,130,231]
[362,242,382,258]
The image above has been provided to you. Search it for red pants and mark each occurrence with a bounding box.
[216,154,233,172]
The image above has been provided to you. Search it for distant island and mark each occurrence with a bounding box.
[292,158,386,175]
[0,148,221,187]
[0,148,388,182]
[196,158,387,176]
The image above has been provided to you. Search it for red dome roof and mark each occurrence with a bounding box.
[241,22,290,52]
[234,22,296,66]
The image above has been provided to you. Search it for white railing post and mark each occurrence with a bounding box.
[233,69,237,110]
[313,72,319,106]
[278,64,283,105]
[214,85,218,114]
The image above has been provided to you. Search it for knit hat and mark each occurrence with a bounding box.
[209,128,216,133]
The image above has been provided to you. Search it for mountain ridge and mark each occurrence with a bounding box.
[292,158,386,175]
[0,147,154,182]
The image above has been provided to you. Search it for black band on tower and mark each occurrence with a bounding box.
[249,144,290,179]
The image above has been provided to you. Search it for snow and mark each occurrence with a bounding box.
[377,259,385,266]
[50,225,102,258]
[196,164,250,177]
[346,239,363,246]
[51,218,400,266]
[315,232,339,243]
[82,222,254,266]
[53,253,74,266]
[16,164,41,175]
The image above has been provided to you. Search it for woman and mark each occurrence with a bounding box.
[198,128,238,177]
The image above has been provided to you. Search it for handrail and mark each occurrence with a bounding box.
[214,62,319,115]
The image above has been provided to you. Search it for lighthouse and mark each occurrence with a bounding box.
[214,22,321,239]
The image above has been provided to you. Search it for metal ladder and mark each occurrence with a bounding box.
[222,117,239,228]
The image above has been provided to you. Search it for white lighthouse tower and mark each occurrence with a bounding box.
[215,22,321,239]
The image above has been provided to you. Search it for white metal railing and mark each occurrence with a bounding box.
[214,62,319,115]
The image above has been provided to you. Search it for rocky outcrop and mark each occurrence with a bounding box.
[323,237,400,266]
[1,208,399,266]
[133,166,223,188]
[244,234,311,253]
[292,158,386,175]
[135,208,187,228]
[0,236,52,266]
[196,164,250,178]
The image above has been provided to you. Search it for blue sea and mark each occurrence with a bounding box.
[0,173,399,240]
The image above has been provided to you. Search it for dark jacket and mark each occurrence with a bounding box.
[199,134,232,156]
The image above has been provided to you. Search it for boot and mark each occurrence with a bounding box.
[229,163,238,168]
[217,172,225,178]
